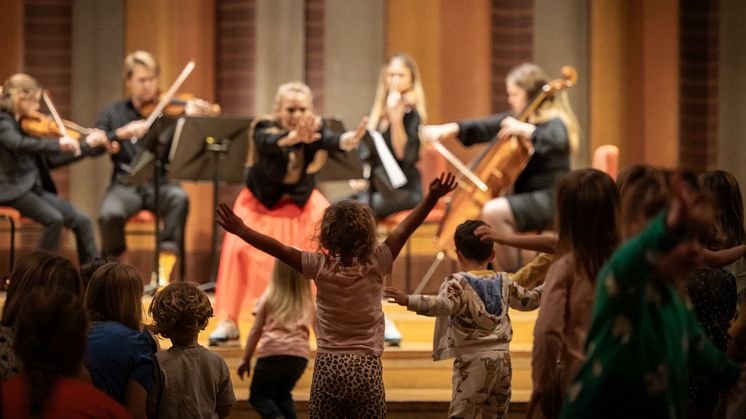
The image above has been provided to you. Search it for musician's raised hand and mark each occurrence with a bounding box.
[85,128,109,149]
[295,114,322,144]
[339,117,368,151]
[216,203,248,237]
[420,123,459,145]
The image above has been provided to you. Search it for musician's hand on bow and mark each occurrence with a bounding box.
[420,123,459,145]
[85,128,108,149]
[116,119,149,140]
[386,80,405,121]
[59,135,81,155]
[497,117,535,144]
[340,117,368,151]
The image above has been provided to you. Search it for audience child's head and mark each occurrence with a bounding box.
[262,259,313,330]
[85,262,144,331]
[79,257,117,290]
[555,169,620,280]
[699,170,745,250]
[2,251,83,328]
[319,200,377,266]
[617,164,670,239]
[454,220,495,268]
[148,282,213,345]
[14,288,88,417]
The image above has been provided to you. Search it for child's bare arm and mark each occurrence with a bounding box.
[475,225,557,254]
[217,203,302,271]
[385,173,457,259]
[699,244,746,268]
[237,304,266,380]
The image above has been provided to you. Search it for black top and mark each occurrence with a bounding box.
[96,99,171,184]
[0,111,98,202]
[377,109,422,193]
[245,118,343,210]
[457,112,570,194]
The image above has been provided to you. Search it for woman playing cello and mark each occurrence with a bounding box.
[422,63,579,271]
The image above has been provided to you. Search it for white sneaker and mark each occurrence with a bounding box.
[384,316,402,347]
[208,319,240,346]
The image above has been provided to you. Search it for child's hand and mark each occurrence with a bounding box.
[237,359,251,381]
[383,286,409,306]
[428,172,457,200]
[474,225,504,244]
[216,203,247,236]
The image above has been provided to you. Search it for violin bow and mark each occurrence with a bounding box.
[419,128,488,192]
[42,91,80,155]
[142,60,196,131]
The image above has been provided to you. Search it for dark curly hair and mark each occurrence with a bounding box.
[454,220,493,263]
[148,282,213,340]
[318,200,377,266]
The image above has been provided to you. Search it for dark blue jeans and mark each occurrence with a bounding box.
[249,355,308,419]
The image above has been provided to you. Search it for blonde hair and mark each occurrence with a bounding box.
[148,282,213,339]
[273,81,313,115]
[0,73,41,113]
[85,262,144,331]
[123,50,159,80]
[262,260,313,330]
[507,63,580,153]
[368,53,428,131]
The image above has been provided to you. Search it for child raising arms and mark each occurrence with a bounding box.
[217,173,456,418]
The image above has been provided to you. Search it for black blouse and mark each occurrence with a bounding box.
[377,109,421,193]
[456,112,570,194]
[245,118,343,210]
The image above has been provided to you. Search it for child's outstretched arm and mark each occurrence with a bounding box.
[384,282,463,317]
[475,225,557,254]
[216,203,302,272]
[699,244,746,268]
[385,172,457,259]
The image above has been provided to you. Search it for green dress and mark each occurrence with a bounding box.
[560,212,741,419]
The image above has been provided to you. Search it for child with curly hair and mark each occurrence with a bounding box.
[217,172,456,418]
[147,283,236,418]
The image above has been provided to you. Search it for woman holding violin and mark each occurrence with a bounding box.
[95,50,207,287]
[422,63,579,272]
[0,73,108,264]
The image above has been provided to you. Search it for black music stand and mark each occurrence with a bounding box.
[125,116,179,293]
[167,115,253,292]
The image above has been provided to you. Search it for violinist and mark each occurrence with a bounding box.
[421,63,579,271]
[0,73,108,264]
[95,50,189,287]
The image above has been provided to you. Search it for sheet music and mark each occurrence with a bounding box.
[368,129,407,189]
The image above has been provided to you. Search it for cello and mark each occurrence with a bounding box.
[414,66,577,292]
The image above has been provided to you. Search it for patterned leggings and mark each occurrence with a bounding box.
[309,352,386,418]
[450,351,512,418]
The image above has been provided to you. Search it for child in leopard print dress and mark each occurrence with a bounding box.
[217,173,456,418]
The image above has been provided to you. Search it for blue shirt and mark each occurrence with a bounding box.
[86,321,155,402]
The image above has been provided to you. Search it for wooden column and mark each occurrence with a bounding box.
[719,0,746,189]
[491,0,534,114]
[679,0,719,171]
[216,0,255,116]
[0,0,24,78]
[305,0,325,113]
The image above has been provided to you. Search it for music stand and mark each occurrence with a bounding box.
[168,115,253,292]
[125,116,179,292]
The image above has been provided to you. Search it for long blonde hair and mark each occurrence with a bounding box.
[368,53,428,131]
[263,259,313,330]
[507,63,580,153]
[0,73,41,113]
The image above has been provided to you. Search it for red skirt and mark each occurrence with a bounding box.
[213,188,328,321]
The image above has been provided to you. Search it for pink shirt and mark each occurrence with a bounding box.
[302,244,393,357]
[251,296,313,360]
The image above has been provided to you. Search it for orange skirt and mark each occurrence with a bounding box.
[213,188,328,321]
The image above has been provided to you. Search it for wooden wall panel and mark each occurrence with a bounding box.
[491,0,534,114]
[216,0,255,116]
[305,0,325,113]
[24,0,73,199]
[0,0,24,79]
[679,0,719,171]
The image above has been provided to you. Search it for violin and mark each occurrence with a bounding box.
[433,66,578,260]
[138,93,220,118]
[20,111,120,153]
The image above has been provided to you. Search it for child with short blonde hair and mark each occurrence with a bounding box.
[147,283,235,419]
